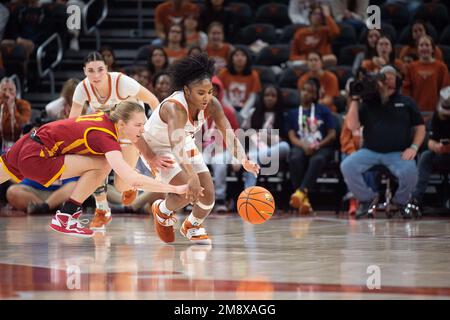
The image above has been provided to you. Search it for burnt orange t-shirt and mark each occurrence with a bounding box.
[0,99,31,143]
[403,59,450,112]
[361,58,407,77]
[164,46,188,64]
[155,1,199,32]
[340,117,362,154]
[399,45,443,62]
[290,16,340,61]
[297,70,339,112]
[218,69,262,108]
[206,43,233,72]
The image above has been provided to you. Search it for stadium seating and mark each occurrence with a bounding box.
[255,44,290,66]
[254,2,290,29]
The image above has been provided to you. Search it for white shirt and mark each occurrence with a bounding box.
[72,72,141,113]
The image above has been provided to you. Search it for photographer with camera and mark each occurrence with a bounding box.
[340,65,426,218]
[409,87,450,214]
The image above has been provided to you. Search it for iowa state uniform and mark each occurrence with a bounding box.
[0,112,121,187]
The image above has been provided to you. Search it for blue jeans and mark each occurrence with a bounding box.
[342,153,379,193]
[340,148,418,205]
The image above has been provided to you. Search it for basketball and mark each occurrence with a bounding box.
[237,186,275,224]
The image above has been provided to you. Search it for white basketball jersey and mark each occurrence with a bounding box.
[144,91,206,148]
[81,72,135,113]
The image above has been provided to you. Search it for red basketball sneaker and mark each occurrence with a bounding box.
[50,210,94,238]
[180,218,211,245]
[152,199,177,243]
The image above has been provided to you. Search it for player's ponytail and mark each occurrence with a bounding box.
[109,101,144,123]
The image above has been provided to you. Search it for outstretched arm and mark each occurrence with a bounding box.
[208,96,260,177]
[105,150,186,194]
[135,86,160,111]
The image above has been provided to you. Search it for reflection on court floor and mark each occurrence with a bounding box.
[1,212,450,299]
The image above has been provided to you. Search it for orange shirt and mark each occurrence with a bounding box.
[0,99,31,143]
[154,1,199,32]
[403,59,450,112]
[297,70,339,111]
[218,69,262,108]
[399,45,443,62]
[290,16,340,61]
[206,43,232,72]
[340,117,362,154]
[361,58,407,77]
[164,46,188,64]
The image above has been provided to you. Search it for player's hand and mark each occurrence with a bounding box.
[242,159,260,178]
[186,176,204,202]
[147,154,175,175]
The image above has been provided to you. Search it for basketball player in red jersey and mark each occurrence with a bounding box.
[69,52,165,230]
[0,101,187,238]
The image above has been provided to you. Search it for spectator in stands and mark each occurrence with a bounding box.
[297,51,339,112]
[199,0,233,41]
[341,65,426,219]
[403,35,450,114]
[45,78,80,120]
[100,46,123,73]
[244,85,290,189]
[287,77,336,215]
[184,11,207,50]
[205,22,233,72]
[138,68,151,90]
[152,71,172,103]
[0,2,8,42]
[289,4,340,67]
[154,0,199,43]
[288,0,314,25]
[202,76,240,213]
[218,46,261,128]
[399,20,443,64]
[361,35,406,77]
[352,28,381,75]
[6,177,77,214]
[410,87,450,214]
[0,77,31,154]
[164,24,188,64]
[0,53,4,80]
[188,45,203,57]
[147,46,169,80]
[329,0,368,34]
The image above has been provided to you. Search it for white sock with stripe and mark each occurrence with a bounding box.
[187,213,204,227]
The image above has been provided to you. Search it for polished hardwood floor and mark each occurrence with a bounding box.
[1,209,450,299]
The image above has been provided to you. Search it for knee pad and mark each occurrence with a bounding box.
[196,200,215,211]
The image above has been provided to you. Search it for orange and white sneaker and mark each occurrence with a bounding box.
[152,199,177,243]
[122,189,137,205]
[180,219,212,245]
[90,209,112,231]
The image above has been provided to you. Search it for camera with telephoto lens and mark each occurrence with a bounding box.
[349,72,385,100]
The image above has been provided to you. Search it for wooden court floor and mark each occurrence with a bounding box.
[1,210,450,300]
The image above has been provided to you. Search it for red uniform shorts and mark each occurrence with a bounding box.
[0,133,65,187]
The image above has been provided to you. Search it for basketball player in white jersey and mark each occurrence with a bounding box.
[141,53,260,245]
[70,52,170,230]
